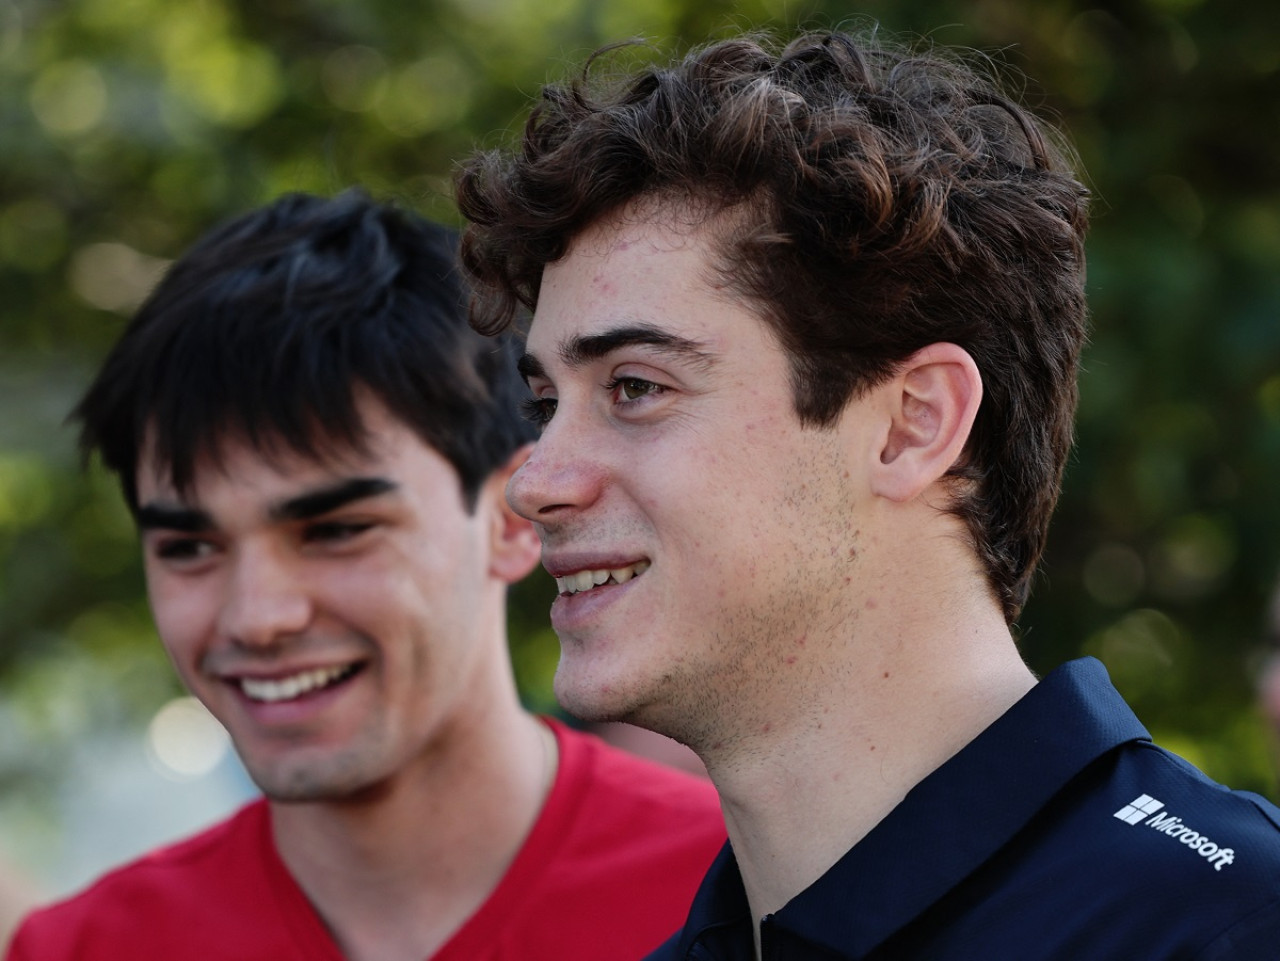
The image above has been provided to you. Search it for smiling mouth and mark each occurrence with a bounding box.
[555,560,651,596]
[238,664,362,703]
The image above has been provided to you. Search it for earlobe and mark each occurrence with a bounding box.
[871,344,982,503]
[487,444,543,583]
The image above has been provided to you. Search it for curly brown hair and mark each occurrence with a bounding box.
[456,30,1090,623]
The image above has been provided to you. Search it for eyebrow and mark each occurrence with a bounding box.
[269,477,399,522]
[517,323,715,382]
[136,477,399,531]
[136,504,214,533]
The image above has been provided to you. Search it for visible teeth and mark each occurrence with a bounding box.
[555,560,650,596]
[240,665,353,703]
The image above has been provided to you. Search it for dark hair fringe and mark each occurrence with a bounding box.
[74,189,535,512]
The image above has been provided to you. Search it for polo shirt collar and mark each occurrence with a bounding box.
[672,657,1151,959]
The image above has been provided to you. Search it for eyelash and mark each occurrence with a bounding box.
[519,376,666,428]
[604,376,664,403]
[303,520,374,543]
[521,397,557,427]
[151,521,374,565]
[154,537,215,562]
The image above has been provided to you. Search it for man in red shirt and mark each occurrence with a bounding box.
[5,190,724,961]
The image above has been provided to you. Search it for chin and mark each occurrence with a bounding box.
[245,755,382,804]
[553,660,642,725]
[554,663,687,746]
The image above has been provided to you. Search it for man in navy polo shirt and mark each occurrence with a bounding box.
[456,27,1280,960]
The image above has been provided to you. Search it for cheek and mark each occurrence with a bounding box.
[147,579,217,668]
[334,542,469,625]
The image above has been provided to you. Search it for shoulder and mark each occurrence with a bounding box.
[7,801,279,960]
[537,718,724,882]
[639,929,683,961]
[1032,737,1280,894]
[1106,741,1280,879]
[852,734,1280,959]
[1082,741,1280,956]
[979,738,1280,957]
[552,719,722,824]
[454,723,723,961]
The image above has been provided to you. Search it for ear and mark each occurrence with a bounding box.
[484,443,542,583]
[870,343,982,503]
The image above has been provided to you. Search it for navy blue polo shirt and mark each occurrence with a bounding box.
[647,658,1280,960]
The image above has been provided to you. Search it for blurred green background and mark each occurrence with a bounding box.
[2,0,1279,898]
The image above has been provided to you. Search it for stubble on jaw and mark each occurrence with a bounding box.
[243,752,366,804]
[565,440,862,753]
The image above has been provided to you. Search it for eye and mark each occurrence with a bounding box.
[304,520,375,544]
[152,537,217,564]
[521,396,558,428]
[606,376,664,404]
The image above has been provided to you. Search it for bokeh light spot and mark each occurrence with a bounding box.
[146,697,231,781]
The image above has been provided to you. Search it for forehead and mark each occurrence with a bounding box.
[529,210,747,354]
[134,393,428,502]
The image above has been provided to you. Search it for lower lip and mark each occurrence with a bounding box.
[550,576,642,634]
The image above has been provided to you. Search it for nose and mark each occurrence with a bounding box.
[506,413,605,524]
[217,543,313,648]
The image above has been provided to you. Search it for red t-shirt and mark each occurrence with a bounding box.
[6,720,725,961]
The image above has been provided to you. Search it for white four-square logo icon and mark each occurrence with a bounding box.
[1114,794,1164,825]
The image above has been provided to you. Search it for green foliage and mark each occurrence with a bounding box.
[1,0,1278,808]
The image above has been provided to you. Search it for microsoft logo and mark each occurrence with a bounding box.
[1114,794,1165,825]
[1113,794,1236,871]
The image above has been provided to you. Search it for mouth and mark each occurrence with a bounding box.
[554,560,650,596]
[235,663,362,704]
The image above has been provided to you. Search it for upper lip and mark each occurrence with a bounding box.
[541,552,650,579]
[542,554,652,596]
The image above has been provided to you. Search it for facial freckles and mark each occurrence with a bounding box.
[507,214,871,749]
[137,398,506,801]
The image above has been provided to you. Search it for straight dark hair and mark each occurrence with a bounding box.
[75,189,534,511]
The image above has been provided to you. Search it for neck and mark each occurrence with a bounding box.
[270,705,556,961]
[700,567,1036,928]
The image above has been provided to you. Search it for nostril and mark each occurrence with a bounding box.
[537,501,576,516]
